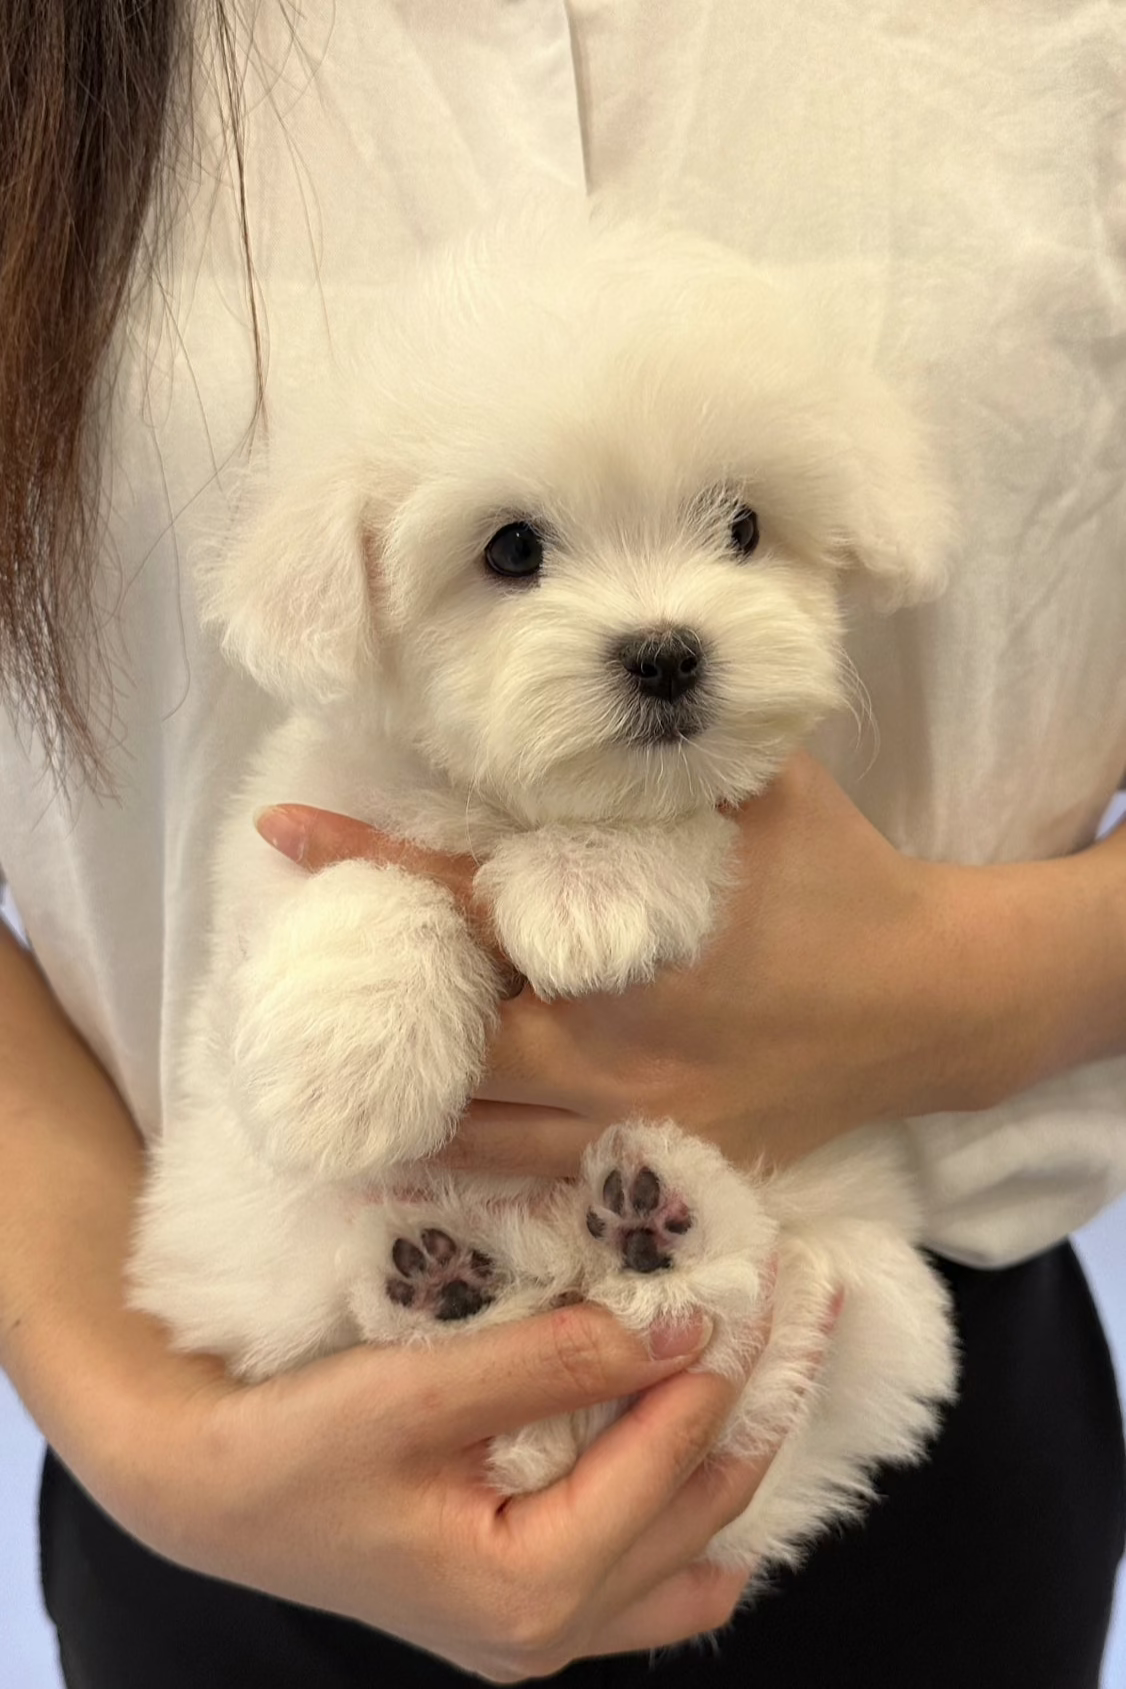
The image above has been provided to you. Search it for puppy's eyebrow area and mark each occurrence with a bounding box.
[685,486,755,523]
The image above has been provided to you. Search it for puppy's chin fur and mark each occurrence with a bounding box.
[330,641,842,832]
[131,205,958,1588]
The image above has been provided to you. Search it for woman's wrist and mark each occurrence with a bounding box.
[917,827,1126,1118]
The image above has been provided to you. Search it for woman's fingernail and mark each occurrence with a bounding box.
[649,1312,714,1360]
[254,806,307,863]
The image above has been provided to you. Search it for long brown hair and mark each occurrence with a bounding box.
[0,1,259,781]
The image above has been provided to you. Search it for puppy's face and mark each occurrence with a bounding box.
[207,217,949,823]
[376,377,845,822]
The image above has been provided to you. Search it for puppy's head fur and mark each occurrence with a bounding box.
[201,209,951,823]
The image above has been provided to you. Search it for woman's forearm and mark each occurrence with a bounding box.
[926,821,1126,1114]
[0,925,226,1503]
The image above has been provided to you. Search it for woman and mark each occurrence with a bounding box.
[1,5,1124,1685]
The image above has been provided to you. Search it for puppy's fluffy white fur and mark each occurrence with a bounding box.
[131,206,957,1575]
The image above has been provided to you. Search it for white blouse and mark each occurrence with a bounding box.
[2,1,1124,1265]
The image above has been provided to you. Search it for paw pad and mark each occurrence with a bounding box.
[385,1227,497,1321]
[586,1165,693,1275]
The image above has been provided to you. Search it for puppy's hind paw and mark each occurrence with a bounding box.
[585,1165,694,1275]
[385,1226,499,1323]
[578,1122,778,1366]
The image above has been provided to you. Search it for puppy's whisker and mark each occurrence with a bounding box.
[840,653,878,773]
[461,781,488,867]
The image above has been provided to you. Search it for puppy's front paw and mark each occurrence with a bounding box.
[476,814,734,998]
[231,861,497,1177]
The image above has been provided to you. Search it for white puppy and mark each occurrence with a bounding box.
[131,207,957,1576]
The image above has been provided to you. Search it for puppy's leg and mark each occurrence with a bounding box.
[486,1122,776,1508]
[475,810,736,998]
[705,1221,957,1574]
[130,1098,365,1381]
[229,860,498,1177]
[578,1123,777,1382]
[565,1125,957,1580]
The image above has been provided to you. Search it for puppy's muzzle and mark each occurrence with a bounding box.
[614,629,708,743]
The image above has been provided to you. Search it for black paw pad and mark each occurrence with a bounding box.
[623,1229,672,1274]
[385,1225,498,1322]
[603,1170,626,1215]
[386,1277,417,1309]
[436,1281,490,1322]
[630,1167,661,1216]
[421,1228,457,1265]
[587,1162,694,1275]
[392,1238,426,1277]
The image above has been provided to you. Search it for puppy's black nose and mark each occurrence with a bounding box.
[616,630,704,703]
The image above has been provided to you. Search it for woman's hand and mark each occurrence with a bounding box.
[109,1302,804,1681]
[258,754,1126,1178]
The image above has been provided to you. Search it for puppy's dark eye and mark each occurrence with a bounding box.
[484,521,544,580]
[730,507,759,559]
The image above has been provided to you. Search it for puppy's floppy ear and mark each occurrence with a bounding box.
[198,460,379,703]
[832,367,954,612]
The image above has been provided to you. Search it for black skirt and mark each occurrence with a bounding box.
[40,1244,1126,1689]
